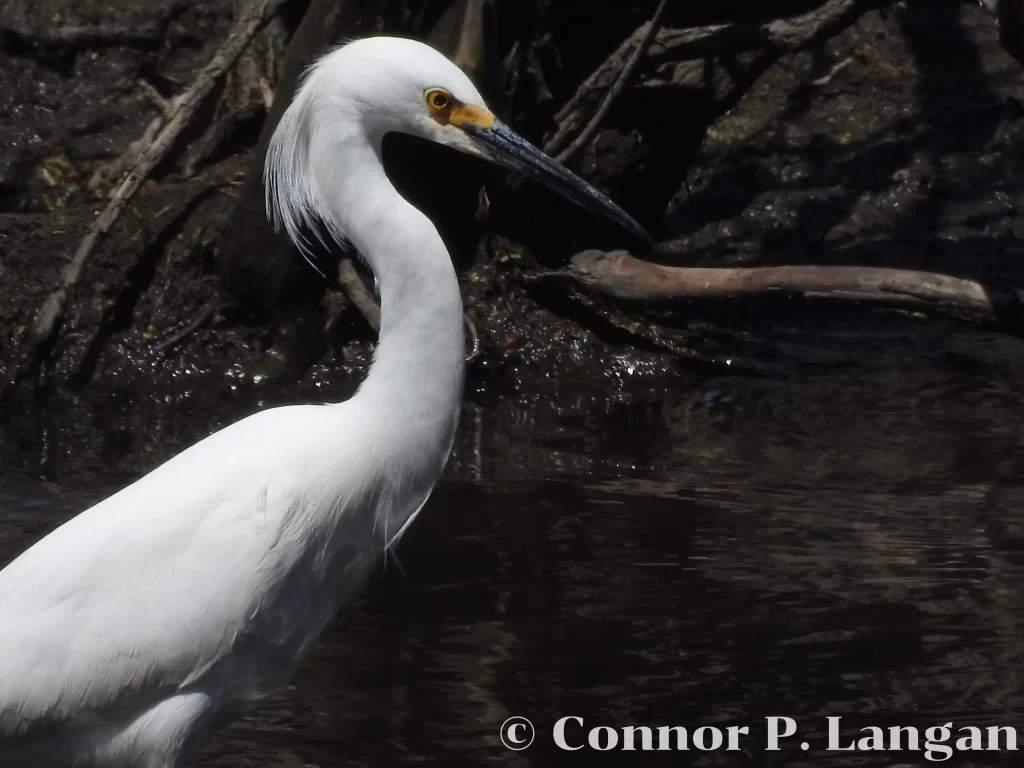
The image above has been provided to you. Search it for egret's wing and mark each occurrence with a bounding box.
[0,404,376,746]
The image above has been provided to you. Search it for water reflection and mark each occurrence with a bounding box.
[1,363,1023,766]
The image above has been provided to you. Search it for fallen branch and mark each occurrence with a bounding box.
[337,258,381,332]
[560,250,1023,329]
[0,23,165,49]
[545,0,897,153]
[0,0,191,51]
[553,0,672,163]
[88,114,164,195]
[88,79,178,193]
[2,0,287,400]
[760,0,893,49]
[646,0,896,63]
[543,23,641,155]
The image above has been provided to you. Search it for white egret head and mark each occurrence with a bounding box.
[265,36,649,257]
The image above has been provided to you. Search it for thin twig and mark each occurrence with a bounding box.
[337,258,381,332]
[555,0,672,164]
[544,31,639,156]
[87,115,163,194]
[548,35,637,146]
[464,312,481,363]
[810,56,852,86]
[544,0,891,158]
[152,301,220,353]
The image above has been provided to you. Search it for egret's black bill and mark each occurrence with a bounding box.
[463,120,651,244]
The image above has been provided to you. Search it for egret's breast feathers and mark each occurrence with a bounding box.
[0,405,377,745]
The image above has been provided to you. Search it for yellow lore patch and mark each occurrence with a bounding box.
[424,88,494,129]
[447,103,495,129]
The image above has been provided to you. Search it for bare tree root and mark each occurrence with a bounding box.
[543,22,644,156]
[87,79,180,195]
[559,250,1024,330]
[1,0,288,401]
[545,0,898,155]
[651,0,896,61]
[553,0,671,164]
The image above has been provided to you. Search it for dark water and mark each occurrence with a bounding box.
[2,360,1024,766]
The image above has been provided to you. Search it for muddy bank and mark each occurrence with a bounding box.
[1,0,1023,403]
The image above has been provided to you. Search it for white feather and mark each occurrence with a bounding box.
[0,36,475,767]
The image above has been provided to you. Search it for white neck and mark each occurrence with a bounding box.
[322,134,466,499]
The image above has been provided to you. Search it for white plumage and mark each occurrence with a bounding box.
[0,36,645,767]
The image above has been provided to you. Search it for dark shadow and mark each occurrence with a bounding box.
[895,0,1024,326]
[382,131,495,274]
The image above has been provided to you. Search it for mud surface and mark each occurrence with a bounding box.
[0,0,1023,403]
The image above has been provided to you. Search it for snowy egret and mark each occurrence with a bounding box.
[0,36,646,767]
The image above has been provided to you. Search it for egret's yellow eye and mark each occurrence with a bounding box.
[425,89,451,111]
